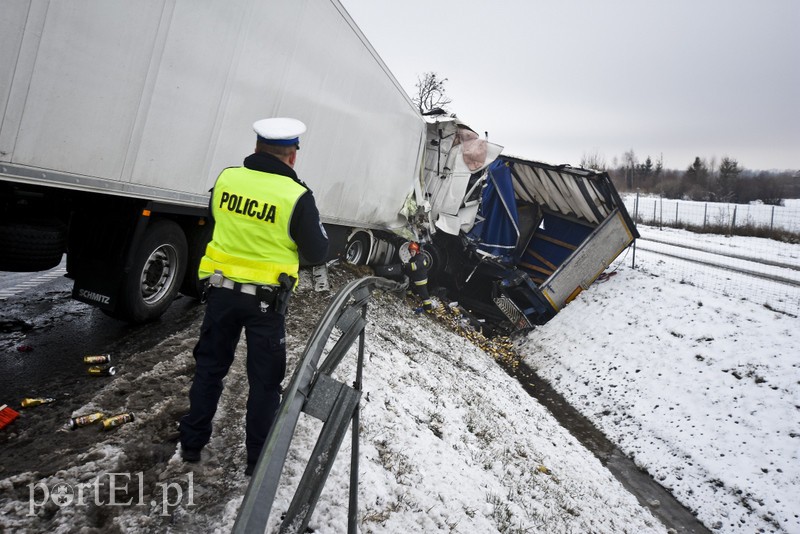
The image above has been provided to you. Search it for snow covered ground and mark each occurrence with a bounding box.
[522,231,800,533]
[1,228,798,533]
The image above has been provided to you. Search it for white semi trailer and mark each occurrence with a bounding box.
[1,0,638,330]
[1,0,436,322]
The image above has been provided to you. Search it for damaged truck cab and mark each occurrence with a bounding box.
[418,117,639,332]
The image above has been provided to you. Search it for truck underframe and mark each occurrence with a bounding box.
[0,181,210,323]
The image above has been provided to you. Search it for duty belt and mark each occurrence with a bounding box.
[207,270,294,315]
[208,272,276,297]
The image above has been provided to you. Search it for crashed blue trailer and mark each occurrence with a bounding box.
[431,155,638,332]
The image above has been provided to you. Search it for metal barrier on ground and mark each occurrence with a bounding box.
[233,275,406,534]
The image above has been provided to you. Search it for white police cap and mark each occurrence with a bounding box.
[253,117,306,147]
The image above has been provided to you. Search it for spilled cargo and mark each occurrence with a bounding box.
[87,365,117,377]
[83,354,112,365]
[20,398,56,408]
[69,412,105,430]
[101,413,135,431]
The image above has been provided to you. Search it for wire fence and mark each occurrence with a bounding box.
[616,193,800,316]
[613,197,800,316]
[622,193,800,235]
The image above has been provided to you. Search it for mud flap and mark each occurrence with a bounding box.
[72,278,119,311]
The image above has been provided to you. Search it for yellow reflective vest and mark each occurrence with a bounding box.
[198,166,307,285]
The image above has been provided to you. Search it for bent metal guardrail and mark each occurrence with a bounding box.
[233,275,407,534]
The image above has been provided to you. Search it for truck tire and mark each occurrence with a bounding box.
[111,220,188,322]
[345,232,370,265]
[0,221,66,272]
[423,243,445,284]
[180,222,213,299]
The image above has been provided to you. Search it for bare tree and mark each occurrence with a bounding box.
[623,149,638,189]
[708,156,718,179]
[580,150,607,171]
[412,72,452,114]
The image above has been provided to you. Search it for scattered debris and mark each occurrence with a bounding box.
[87,365,117,377]
[0,404,20,430]
[425,300,523,370]
[68,412,106,430]
[19,397,55,408]
[101,412,135,431]
[597,271,619,282]
[83,354,112,364]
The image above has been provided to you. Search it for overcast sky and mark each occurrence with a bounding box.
[339,0,799,172]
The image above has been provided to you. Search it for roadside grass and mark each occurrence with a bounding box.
[634,217,800,244]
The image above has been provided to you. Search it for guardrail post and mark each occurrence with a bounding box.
[280,377,361,533]
[349,304,367,532]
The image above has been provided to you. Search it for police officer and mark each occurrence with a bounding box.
[404,242,434,312]
[180,118,328,476]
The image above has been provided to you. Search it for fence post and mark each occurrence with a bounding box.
[631,192,639,269]
[770,205,775,230]
[730,205,737,237]
[703,203,708,229]
[659,195,663,230]
[675,203,679,226]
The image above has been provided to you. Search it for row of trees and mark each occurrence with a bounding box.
[582,150,800,205]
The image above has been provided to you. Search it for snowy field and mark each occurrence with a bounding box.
[1,228,798,533]
[632,224,800,316]
[523,232,800,533]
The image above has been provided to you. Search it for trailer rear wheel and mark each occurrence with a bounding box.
[110,220,188,322]
[0,221,66,272]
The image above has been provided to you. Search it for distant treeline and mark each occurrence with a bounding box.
[581,151,800,205]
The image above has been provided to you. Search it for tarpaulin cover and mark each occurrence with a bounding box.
[468,160,519,263]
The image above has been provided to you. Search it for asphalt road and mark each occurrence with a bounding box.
[0,260,203,404]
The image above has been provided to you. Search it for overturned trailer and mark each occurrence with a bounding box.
[419,134,638,332]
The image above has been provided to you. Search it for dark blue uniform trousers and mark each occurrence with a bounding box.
[180,286,286,466]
